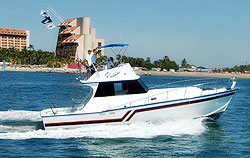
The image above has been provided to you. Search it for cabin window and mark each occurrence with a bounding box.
[95,82,114,97]
[94,79,148,97]
[127,80,148,94]
[114,83,128,95]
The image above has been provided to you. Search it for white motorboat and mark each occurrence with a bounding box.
[40,44,238,130]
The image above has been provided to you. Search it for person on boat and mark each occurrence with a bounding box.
[107,57,114,69]
[85,47,100,78]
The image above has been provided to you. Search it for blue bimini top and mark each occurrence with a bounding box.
[99,43,129,48]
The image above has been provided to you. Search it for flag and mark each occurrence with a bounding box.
[40,10,56,29]
[47,23,56,29]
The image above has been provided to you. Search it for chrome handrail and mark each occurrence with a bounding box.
[113,78,225,109]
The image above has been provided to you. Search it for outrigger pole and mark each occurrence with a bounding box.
[41,4,87,112]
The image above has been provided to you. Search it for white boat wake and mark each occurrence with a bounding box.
[0,110,206,139]
[0,110,41,122]
[0,110,41,133]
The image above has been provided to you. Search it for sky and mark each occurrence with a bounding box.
[0,0,250,68]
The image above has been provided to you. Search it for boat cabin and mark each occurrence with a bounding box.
[80,63,148,98]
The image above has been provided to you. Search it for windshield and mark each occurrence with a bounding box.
[71,86,93,111]
[77,86,93,110]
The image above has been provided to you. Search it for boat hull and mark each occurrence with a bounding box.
[41,90,236,129]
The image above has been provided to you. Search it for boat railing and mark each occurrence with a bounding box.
[114,78,227,109]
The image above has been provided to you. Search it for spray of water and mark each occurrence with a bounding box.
[0,110,206,140]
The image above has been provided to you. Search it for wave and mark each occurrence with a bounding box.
[0,125,37,133]
[0,118,206,140]
[0,110,41,122]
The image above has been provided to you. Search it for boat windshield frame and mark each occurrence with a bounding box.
[78,86,94,109]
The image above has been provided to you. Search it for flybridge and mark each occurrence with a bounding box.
[80,43,132,84]
[99,43,129,62]
[80,63,140,84]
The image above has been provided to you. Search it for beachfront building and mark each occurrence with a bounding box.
[0,28,30,51]
[56,17,105,61]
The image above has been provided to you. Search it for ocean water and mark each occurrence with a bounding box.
[0,71,249,157]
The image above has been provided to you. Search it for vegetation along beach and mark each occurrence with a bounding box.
[1,48,250,79]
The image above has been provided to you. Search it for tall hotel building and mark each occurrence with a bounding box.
[0,28,30,51]
[56,17,105,61]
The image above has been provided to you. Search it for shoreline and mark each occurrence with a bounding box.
[2,66,250,79]
[135,70,250,79]
[3,66,79,73]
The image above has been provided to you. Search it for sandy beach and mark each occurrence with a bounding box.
[2,66,250,79]
[4,66,79,73]
[135,69,250,79]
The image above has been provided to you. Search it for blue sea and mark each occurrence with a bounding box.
[0,71,249,157]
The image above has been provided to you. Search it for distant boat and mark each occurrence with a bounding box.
[1,60,6,71]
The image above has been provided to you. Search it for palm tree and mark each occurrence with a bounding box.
[28,44,35,51]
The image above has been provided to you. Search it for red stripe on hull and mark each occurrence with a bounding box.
[45,110,131,127]
[126,91,235,121]
[45,91,235,127]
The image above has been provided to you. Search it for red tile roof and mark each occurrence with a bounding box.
[0,28,27,36]
[59,18,75,26]
[60,26,78,35]
[61,35,82,44]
